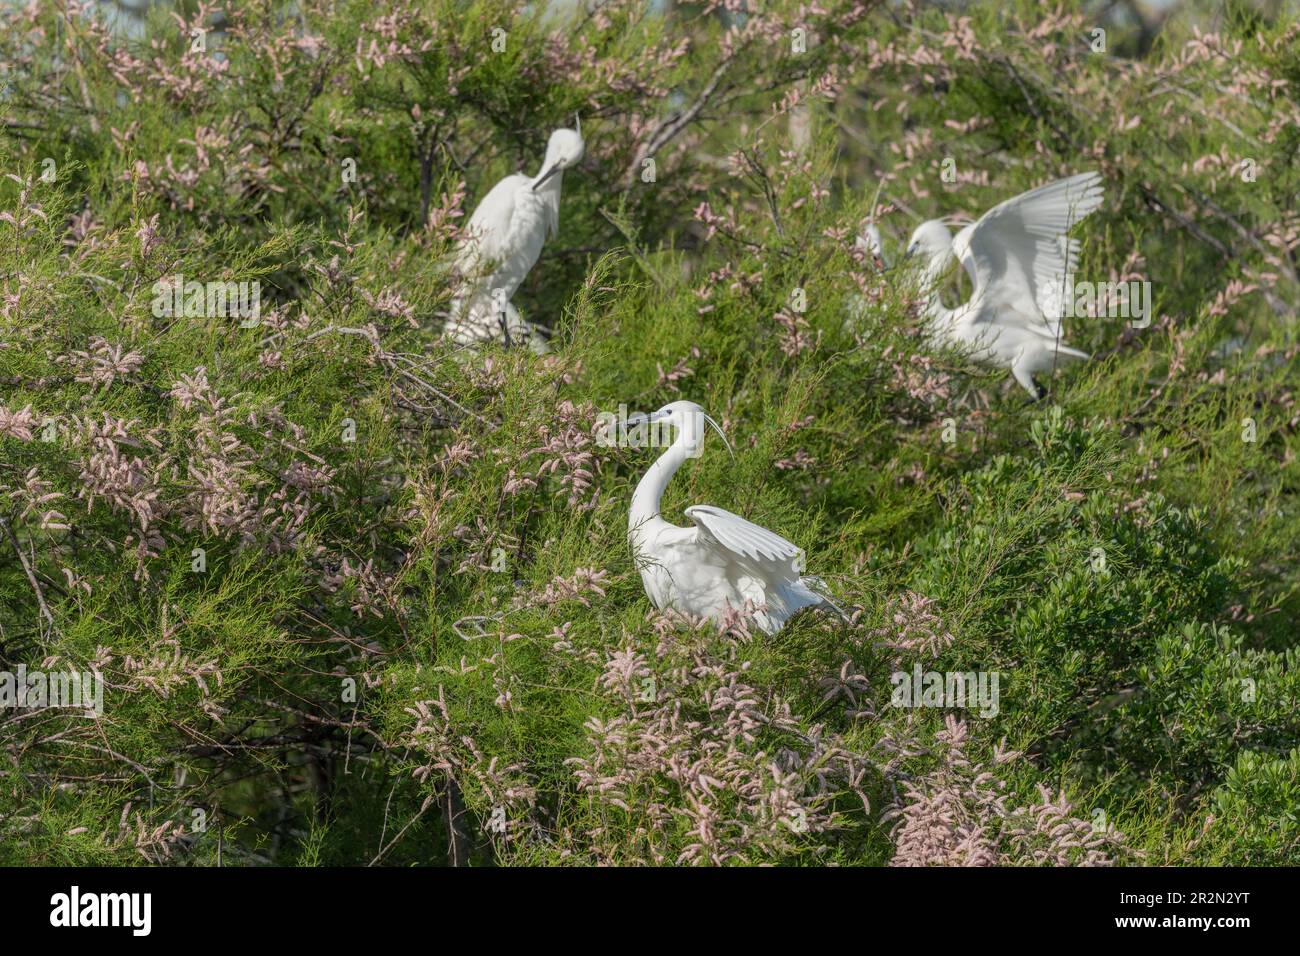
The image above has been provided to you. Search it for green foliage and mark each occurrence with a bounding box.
[1207,748,1300,864]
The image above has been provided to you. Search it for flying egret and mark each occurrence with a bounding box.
[444,121,586,353]
[625,400,842,636]
[905,171,1104,399]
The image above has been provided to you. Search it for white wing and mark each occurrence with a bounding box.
[539,182,561,241]
[684,505,804,576]
[952,172,1103,336]
[455,173,532,277]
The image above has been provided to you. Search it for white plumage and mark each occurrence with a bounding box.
[906,171,1104,398]
[844,223,891,328]
[445,124,585,352]
[626,401,841,636]
[856,222,890,269]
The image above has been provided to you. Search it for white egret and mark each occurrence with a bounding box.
[906,171,1104,399]
[856,222,890,269]
[844,223,891,329]
[445,121,586,352]
[626,401,843,636]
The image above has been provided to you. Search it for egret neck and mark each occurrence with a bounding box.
[920,245,958,333]
[628,418,702,542]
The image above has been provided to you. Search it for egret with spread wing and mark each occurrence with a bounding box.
[905,171,1104,398]
[444,122,585,353]
[625,401,842,636]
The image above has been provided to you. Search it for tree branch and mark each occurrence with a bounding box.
[1,516,56,636]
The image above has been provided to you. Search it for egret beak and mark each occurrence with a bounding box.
[624,409,668,432]
[574,112,581,136]
[532,164,561,191]
[623,408,666,451]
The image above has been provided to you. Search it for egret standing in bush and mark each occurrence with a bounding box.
[857,222,890,269]
[625,400,842,636]
[845,222,891,327]
[905,171,1103,399]
[445,121,585,353]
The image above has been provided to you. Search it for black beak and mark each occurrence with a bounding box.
[532,165,561,191]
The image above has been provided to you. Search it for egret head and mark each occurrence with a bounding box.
[905,219,957,282]
[533,126,585,191]
[905,219,953,261]
[625,400,732,458]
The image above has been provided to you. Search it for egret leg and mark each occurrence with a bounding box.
[498,309,513,349]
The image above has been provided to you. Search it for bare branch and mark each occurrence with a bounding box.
[1,516,56,636]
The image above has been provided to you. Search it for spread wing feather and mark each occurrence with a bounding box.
[684,505,804,572]
[952,172,1103,336]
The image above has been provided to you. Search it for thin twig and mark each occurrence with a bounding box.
[1,516,56,634]
[620,49,743,189]
[368,794,435,866]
